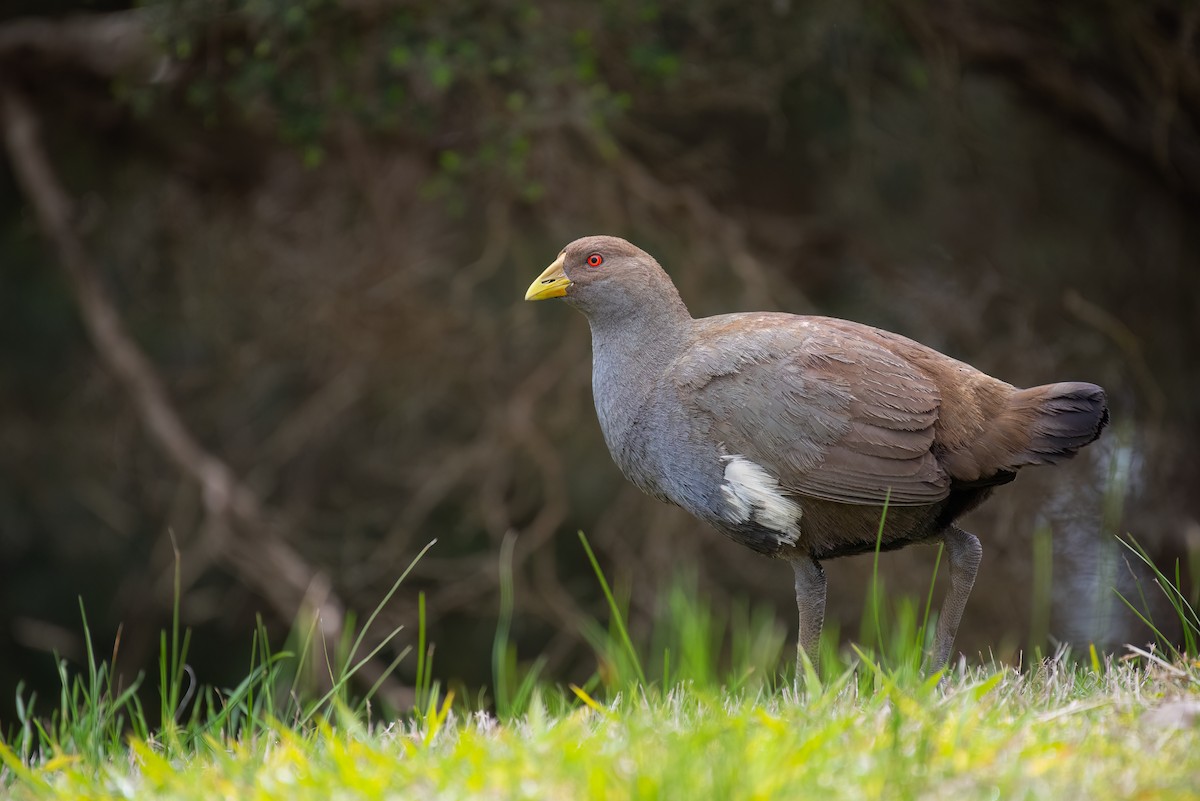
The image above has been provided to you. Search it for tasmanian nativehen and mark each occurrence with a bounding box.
[525,235,1108,673]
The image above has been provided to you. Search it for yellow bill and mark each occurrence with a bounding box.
[525,253,571,301]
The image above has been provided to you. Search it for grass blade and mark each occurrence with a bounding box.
[578,531,646,687]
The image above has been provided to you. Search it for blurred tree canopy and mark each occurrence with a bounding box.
[1,0,1197,718]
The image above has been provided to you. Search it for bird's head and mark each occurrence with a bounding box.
[524,235,687,321]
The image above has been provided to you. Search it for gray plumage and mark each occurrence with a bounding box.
[525,235,1109,674]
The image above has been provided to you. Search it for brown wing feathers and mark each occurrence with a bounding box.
[683,317,1108,507]
[682,318,950,506]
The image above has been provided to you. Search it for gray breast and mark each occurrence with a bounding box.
[593,372,726,513]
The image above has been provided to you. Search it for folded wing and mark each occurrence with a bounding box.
[676,316,950,506]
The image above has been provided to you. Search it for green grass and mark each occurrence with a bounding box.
[1,531,1198,801]
[3,656,1198,800]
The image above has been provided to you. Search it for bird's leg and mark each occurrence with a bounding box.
[929,526,982,675]
[792,557,827,676]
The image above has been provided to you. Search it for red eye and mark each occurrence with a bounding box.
[586,253,604,267]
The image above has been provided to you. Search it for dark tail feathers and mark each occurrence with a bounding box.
[1009,381,1109,467]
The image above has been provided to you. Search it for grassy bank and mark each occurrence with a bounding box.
[2,534,1197,800]
[2,657,1198,801]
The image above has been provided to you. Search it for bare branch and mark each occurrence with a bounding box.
[0,86,410,701]
[0,10,169,81]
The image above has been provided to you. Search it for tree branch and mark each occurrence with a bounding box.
[0,85,410,706]
[0,10,168,80]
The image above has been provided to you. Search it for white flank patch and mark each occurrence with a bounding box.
[720,455,802,544]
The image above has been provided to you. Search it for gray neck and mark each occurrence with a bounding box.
[585,288,693,471]
[585,280,692,388]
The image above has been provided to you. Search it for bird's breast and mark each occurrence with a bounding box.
[593,380,673,502]
[591,371,681,481]
[593,368,808,556]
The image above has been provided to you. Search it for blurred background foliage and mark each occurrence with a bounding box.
[0,0,1197,719]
